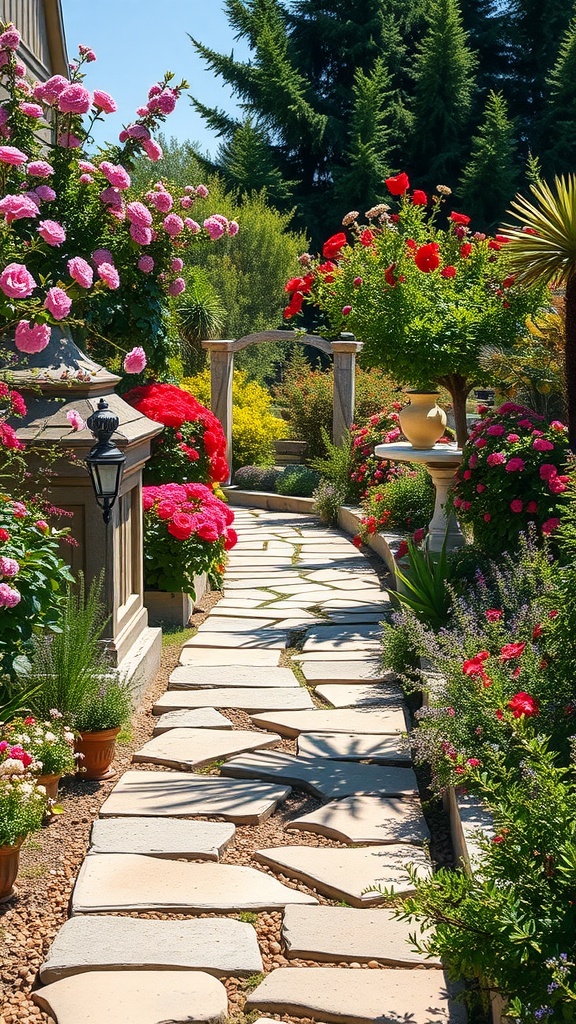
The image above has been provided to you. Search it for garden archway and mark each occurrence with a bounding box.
[202,330,363,482]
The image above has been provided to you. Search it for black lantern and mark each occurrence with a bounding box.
[85,398,126,524]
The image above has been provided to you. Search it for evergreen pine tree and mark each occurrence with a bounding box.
[459,91,518,229]
[216,118,295,204]
[409,0,478,190]
[505,0,572,138]
[333,58,395,211]
[540,15,576,175]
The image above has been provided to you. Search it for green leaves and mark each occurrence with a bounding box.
[392,537,451,629]
[501,174,576,286]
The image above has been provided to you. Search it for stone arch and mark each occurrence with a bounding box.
[202,330,363,482]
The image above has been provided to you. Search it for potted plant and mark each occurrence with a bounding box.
[0,742,46,900]
[73,675,132,780]
[284,174,548,445]
[3,712,76,802]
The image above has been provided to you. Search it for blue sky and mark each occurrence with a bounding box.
[60,0,250,155]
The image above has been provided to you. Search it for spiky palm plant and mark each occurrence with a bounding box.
[500,174,576,449]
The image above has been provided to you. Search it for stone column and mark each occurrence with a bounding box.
[202,340,235,483]
[331,337,363,445]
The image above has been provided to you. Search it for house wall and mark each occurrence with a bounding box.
[0,0,67,81]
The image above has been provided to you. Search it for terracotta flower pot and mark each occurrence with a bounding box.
[75,727,121,781]
[399,392,447,449]
[37,773,62,803]
[0,840,23,903]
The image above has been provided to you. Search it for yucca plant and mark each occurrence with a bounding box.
[392,538,451,630]
[177,271,226,376]
[500,174,576,449]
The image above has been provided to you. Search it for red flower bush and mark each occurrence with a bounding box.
[143,482,236,593]
[349,408,402,499]
[451,402,570,555]
[124,383,228,486]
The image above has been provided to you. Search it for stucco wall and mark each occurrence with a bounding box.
[0,0,67,81]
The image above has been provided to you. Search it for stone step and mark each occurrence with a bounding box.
[179,647,281,667]
[286,794,430,845]
[154,687,314,715]
[99,771,290,824]
[71,855,318,915]
[282,905,441,967]
[133,728,282,771]
[153,710,233,734]
[89,817,235,860]
[254,844,430,906]
[168,665,299,690]
[299,661,394,685]
[182,631,288,650]
[33,970,228,1024]
[315,683,405,709]
[297,732,412,765]
[245,967,465,1024]
[221,751,418,799]
[250,707,409,738]
[40,915,263,982]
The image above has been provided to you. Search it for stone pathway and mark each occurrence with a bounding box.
[35,508,464,1024]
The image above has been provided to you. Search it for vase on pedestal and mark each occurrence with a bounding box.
[399,392,447,449]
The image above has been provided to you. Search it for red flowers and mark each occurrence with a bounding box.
[385,172,410,195]
[508,691,539,718]
[359,229,375,247]
[414,242,440,273]
[500,642,525,661]
[322,232,347,259]
[462,651,490,676]
[485,609,502,622]
[460,242,472,258]
[440,265,456,278]
[412,189,427,205]
[450,212,471,225]
[384,263,404,288]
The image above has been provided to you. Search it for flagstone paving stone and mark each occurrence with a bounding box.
[281,905,441,967]
[297,732,412,765]
[178,647,281,667]
[195,616,278,632]
[152,710,233,734]
[315,683,405,709]
[99,771,290,824]
[209,606,319,620]
[221,751,418,798]
[286,795,430,845]
[133,728,282,771]
[250,707,408,737]
[154,687,314,715]
[293,651,384,662]
[33,970,228,1024]
[88,817,235,860]
[169,665,299,690]
[254,845,431,905]
[302,627,383,652]
[245,967,463,1023]
[40,915,261,982]
[299,661,393,685]
[183,631,288,650]
[71,855,318,914]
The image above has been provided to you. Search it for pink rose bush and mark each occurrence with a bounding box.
[143,482,237,594]
[451,403,570,554]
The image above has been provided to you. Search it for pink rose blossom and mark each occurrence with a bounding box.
[79,160,96,173]
[549,477,567,495]
[99,161,130,190]
[487,424,505,436]
[539,464,557,482]
[228,220,239,236]
[463,469,472,480]
[126,201,152,227]
[11,502,27,517]
[163,213,184,236]
[78,44,96,61]
[20,102,43,119]
[66,409,86,431]
[180,196,192,209]
[0,27,21,50]
[157,88,177,114]
[150,191,173,213]
[342,305,352,315]
[550,420,566,431]
[79,173,93,185]
[542,518,560,535]
[533,438,554,451]
[0,262,36,298]
[476,483,486,493]
[505,457,525,473]
[93,89,116,113]
[68,256,93,288]
[97,263,120,289]
[92,248,114,267]
[0,194,39,221]
[0,145,27,165]
[34,185,56,202]
[518,418,533,429]
[38,219,66,246]
[130,223,153,245]
[487,452,505,467]
[36,75,68,104]
[171,257,184,272]
[58,83,91,114]
[35,520,48,532]
[468,454,478,468]
[148,83,162,99]
[0,556,19,577]
[99,186,123,211]
[204,216,225,240]
[0,582,21,607]
[185,218,200,233]
[532,429,544,437]
[195,184,209,198]
[526,500,538,513]
[460,500,471,511]
[58,132,82,148]
[143,138,162,161]
[14,320,50,353]
[506,433,520,443]
[138,255,154,273]
[483,512,491,522]
[44,286,72,320]
[126,124,150,140]
[27,160,54,178]
[474,437,486,448]
[168,277,186,297]
[510,499,523,513]
[123,346,147,373]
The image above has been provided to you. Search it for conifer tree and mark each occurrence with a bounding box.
[216,118,295,205]
[505,0,573,136]
[541,15,576,175]
[333,58,395,212]
[459,91,518,229]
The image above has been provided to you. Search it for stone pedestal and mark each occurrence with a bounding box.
[331,338,363,444]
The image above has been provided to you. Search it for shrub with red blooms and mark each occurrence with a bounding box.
[0,379,26,453]
[143,482,236,593]
[450,402,570,555]
[349,407,403,499]
[124,383,228,486]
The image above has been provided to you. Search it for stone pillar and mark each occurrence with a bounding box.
[331,337,363,445]
[202,340,235,483]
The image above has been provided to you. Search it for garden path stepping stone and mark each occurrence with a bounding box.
[245,967,464,1024]
[300,661,393,685]
[286,794,430,845]
[40,915,262,982]
[315,683,405,708]
[297,732,411,765]
[294,651,384,662]
[33,970,228,1024]
[195,616,278,632]
[210,606,318,620]
[99,771,290,824]
[71,854,318,914]
[89,817,235,860]
[254,845,431,905]
[183,631,288,650]
[169,665,299,690]
[282,905,441,967]
[153,709,233,734]
[302,630,382,653]
[221,751,418,798]
[154,687,314,714]
[250,707,408,737]
[133,728,282,770]
[179,648,281,667]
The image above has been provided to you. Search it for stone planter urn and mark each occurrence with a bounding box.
[144,573,208,628]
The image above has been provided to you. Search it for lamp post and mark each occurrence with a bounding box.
[86,398,126,525]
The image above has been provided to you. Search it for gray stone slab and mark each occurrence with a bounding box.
[250,707,408,738]
[316,683,405,709]
[40,915,262,982]
[99,771,290,824]
[210,606,313,619]
[254,845,430,906]
[154,687,314,714]
[282,905,441,966]
[133,728,281,771]
[245,967,463,1024]
[302,626,382,652]
[179,648,281,667]
[287,795,430,845]
[221,751,418,798]
[72,855,318,914]
[89,817,235,860]
[183,632,288,650]
[195,616,277,632]
[169,665,299,690]
[294,651,383,663]
[153,709,232,734]
[298,732,412,765]
[33,970,228,1024]
[300,661,393,685]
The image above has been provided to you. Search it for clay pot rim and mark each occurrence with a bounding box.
[76,726,121,740]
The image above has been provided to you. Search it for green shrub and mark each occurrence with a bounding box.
[276,465,320,497]
[312,480,348,525]
[234,466,282,491]
[310,429,356,503]
[360,466,435,535]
